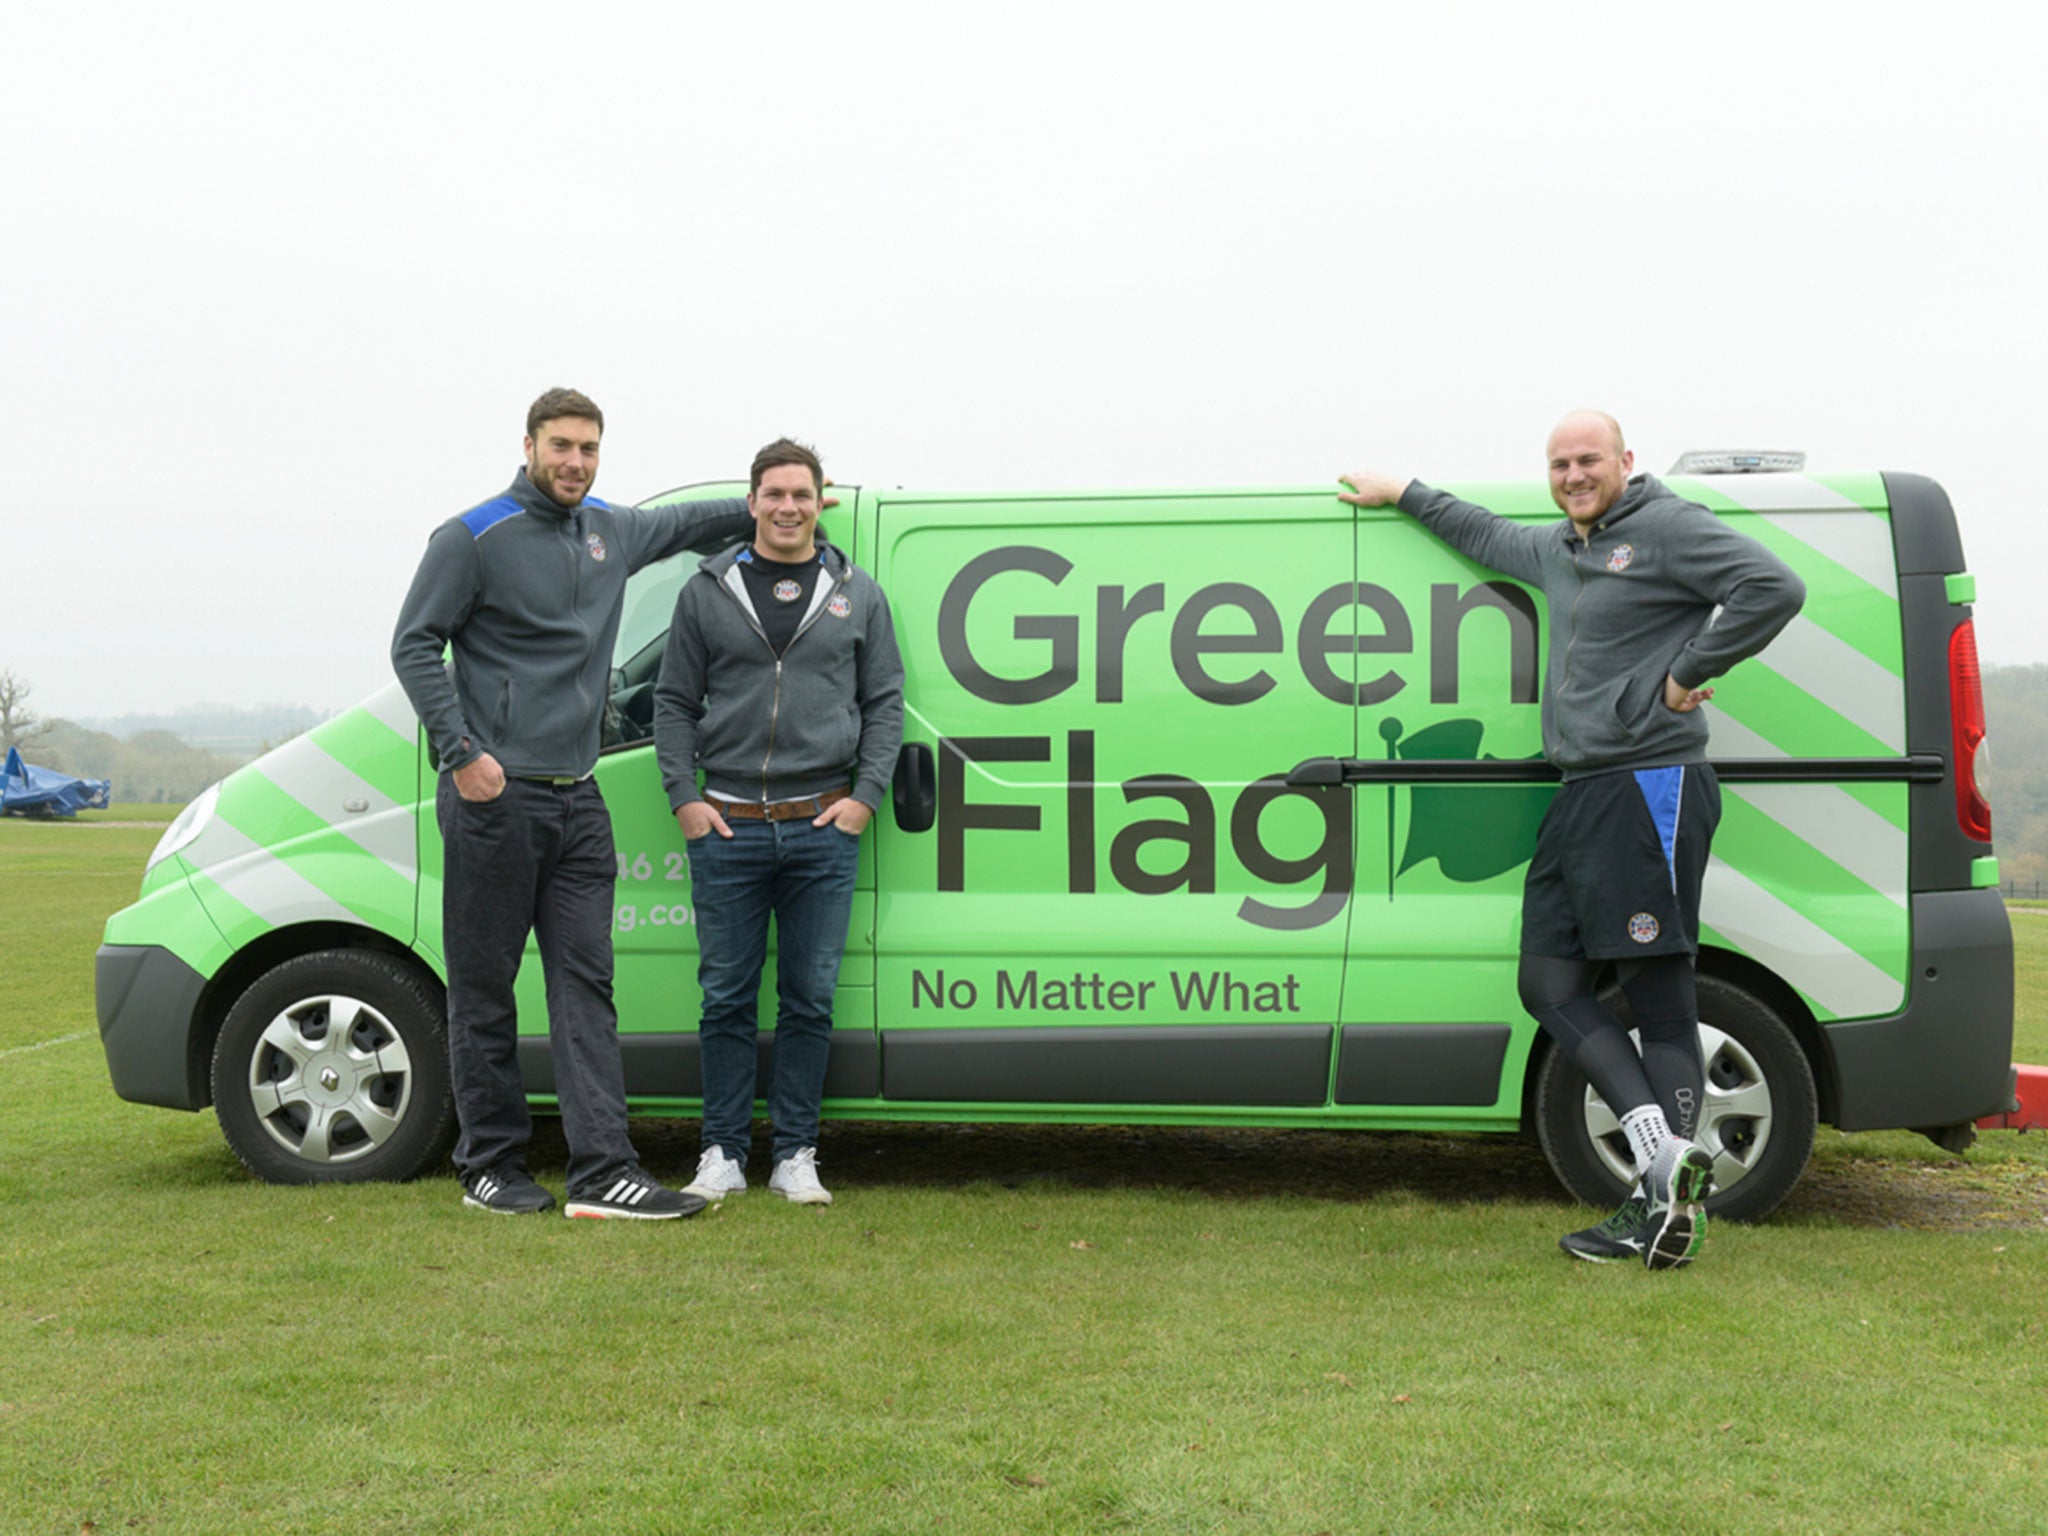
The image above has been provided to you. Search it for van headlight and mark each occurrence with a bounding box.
[147,782,221,872]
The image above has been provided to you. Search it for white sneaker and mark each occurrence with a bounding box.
[768,1147,832,1205]
[682,1146,747,1201]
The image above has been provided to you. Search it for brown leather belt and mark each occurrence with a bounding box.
[716,787,850,822]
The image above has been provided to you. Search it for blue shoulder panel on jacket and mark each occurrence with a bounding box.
[459,497,522,539]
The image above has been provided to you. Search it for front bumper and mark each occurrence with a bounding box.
[96,943,210,1110]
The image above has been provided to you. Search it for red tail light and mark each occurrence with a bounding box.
[1949,619,1991,843]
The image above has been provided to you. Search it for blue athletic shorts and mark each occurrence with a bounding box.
[1520,763,1721,961]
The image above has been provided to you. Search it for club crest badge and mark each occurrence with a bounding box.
[828,594,852,619]
[1628,911,1660,944]
[586,533,607,562]
[1606,543,1635,574]
[774,579,802,604]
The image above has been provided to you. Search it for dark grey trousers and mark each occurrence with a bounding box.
[436,775,636,1196]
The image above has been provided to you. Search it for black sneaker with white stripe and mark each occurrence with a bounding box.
[564,1166,705,1221]
[1559,1196,1651,1263]
[462,1165,556,1215]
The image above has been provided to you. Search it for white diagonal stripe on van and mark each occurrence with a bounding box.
[1726,783,1909,910]
[251,733,416,878]
[358,680,422,742]
[1747,615,1904,752]
[1703,858,1904,1019]
[182,816,363,929]
[1675,473,1868,514]
[1675,477,1898,597]
[1751,509,1898,599]
[1705,712,1788,759]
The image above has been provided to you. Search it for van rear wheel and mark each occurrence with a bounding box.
[1533,972,1817,1222]
[211,950,457,1185]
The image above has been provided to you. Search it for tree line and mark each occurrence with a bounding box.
[2,670,306,804]
[1983,666,2048,888]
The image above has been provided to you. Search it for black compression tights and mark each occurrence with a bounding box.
[1517,952,1705,1141]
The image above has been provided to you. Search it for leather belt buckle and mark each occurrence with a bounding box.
[719,787,850,822]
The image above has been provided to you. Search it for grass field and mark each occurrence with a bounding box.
[4,813,2046,1535]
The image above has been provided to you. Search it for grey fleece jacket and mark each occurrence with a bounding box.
[391,472,751,779]
[1398,474,1805,780]
[653,540,905,811]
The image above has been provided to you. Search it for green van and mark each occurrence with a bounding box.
[95,463,2014,1219]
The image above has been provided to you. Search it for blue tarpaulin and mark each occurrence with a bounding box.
[2,745,111,817]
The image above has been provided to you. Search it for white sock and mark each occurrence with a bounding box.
[1620,1104,1675,1174]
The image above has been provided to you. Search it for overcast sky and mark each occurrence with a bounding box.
[5,2,2042,723]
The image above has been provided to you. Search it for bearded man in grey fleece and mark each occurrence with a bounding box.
[1340,411,1804,1269]
[392,387,754,1221]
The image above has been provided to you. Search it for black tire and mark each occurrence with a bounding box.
[1533,972,1817,1222]
[210,950,457,1185]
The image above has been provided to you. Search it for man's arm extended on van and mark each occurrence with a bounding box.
[615,497,753,571]
[1339,471,1546,586]
[617,489,840,573]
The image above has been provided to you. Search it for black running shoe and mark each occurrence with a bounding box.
[564,1167,706,1221]
[1642,1139,1715,1272]
[1559,1197,1651,1263]
[462,1166,557,1215]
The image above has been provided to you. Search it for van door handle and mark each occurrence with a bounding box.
[893,742,936,833]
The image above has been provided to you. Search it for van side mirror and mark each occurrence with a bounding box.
[892,742,936,833]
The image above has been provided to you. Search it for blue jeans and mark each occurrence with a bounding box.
[686,816,861,1165]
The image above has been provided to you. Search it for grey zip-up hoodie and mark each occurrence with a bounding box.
[653,539,905,811]
[391,472,751,779]
[1398,474,1805,779]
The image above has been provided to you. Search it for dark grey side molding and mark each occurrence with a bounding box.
[1335,1024,1511,1106]
[1822,888,2013,1129]
[95,943,210,1110]
[525,1028,881,1103]
[880,1025,1332,1106]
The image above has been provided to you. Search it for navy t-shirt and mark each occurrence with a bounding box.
[737,550,823,656]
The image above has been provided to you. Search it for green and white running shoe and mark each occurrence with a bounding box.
[1642,1139,1715,1271]
[1645,1202,1709,1271]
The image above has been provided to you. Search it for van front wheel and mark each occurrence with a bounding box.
[211,951,458,1185]
[1533,973,1817,1222]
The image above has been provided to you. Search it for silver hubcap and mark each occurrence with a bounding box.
[243,993,413,1164]
[1580,1021,1774,1193]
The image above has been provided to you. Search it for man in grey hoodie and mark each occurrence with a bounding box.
[392,387,753,1221]
[654,437,905,1207]
[1340,411,1804,1268]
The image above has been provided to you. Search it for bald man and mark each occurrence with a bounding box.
[1340,413,1805,1269]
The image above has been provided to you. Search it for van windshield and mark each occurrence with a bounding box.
[603,484,750,752]
[614,483,751,669]
[615,548,693,671]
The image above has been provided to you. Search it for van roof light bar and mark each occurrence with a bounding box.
[1669,450,1807,475]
